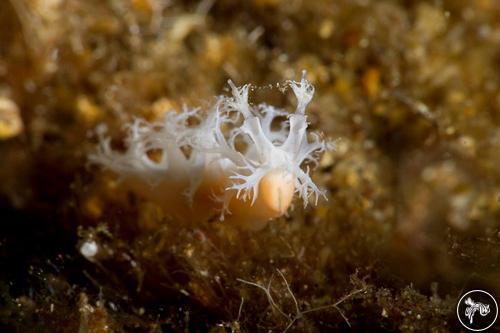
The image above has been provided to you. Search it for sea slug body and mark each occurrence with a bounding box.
[90,72,328,229]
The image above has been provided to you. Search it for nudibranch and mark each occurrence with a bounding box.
[90,72,328,230]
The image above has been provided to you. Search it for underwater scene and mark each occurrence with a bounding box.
[0,0,499,332]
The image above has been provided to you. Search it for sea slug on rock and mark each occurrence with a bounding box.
[90,72,329,229]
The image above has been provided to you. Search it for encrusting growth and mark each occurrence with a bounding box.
[90,72,329,229]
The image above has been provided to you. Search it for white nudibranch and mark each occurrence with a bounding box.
[89,72,329,230]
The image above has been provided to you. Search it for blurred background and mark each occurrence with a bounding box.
[0,0,499,332]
